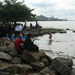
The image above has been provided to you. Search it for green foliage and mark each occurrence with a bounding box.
[0,0,36,22]
[42,28,64,32]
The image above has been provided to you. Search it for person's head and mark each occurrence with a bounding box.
[27,34,31,38]
[19,35,22,39]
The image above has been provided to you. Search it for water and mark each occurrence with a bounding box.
[20,21,75,68]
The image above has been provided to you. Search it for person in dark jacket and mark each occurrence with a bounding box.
[8,23,12,41]
[24,34,39,52]
[0,23,7,46]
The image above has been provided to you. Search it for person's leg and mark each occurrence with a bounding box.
[3,37,6,46]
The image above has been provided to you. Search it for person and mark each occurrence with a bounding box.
[24,21,27,33]
[14,23,20,38]
[8,23,12,41]
[20,24,24,37]
[24,34,39,52]
[5,22,9,34]
[0,23,7,46]
[48,31,52,40]
[15,35,25,54]
[30,23,32,31]
[36,21,39,32]
[24,24,26,33]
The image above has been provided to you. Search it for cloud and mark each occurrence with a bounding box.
[22,0,75,20]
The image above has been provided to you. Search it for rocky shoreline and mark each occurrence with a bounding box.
[0,42,75,75]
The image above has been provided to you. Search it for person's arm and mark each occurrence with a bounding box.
[20,39,24,43]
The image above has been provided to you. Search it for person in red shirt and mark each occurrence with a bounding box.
[15,35,25,54]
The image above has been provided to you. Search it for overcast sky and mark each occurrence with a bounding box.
[22,0,75,20]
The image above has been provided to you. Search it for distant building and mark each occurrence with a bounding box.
[36,15,68,21]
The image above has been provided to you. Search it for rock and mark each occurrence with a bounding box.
[59,31,66,33]
[5,43,15,53]
[9,49,18,57]
[28,73,43,75]
[41,58,49,66]
[22,50,46,63]
[6,41,11,46]
[39,67,55,75]
[51,58,71,75]
[70,68,75,75]
[19,64,33,73]
[12,57,22,64]
[0,48,5,52]
[56,57,73,68]
[0,64,23,74]
[30,62,45,71]
[0,52,13,61]
[4,46,11,53]
[73,31,75,33]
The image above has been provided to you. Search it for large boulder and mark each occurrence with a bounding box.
[9,49,18,57]
[30,62,45,71]
[11,57,22,64]
[0,64,23,74]
[41,58,49,66]
[22,50,46,63]
[55,57,73,68]
[4,43,15,53]
[19,64,33,73]
[0,52,13,61]
[70,68,75,75]
[39,67,55,75]
[51,58,72,75]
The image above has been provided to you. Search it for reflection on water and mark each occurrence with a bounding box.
[48,40,53,45]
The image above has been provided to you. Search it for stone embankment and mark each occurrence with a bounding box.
[0,43,75,75]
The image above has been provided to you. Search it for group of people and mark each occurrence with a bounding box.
[15,34,39,54]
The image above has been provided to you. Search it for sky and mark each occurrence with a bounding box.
[1,0,75,20]
[22,0,75,20]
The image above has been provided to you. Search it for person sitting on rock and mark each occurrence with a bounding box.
[24,34,39,52]
[15,35,25,54]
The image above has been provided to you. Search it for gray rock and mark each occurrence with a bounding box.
[9,49,18,57]
[19,64,33,73]
[30,62,45,71]
[59,30,66,33]
[28,73,43,75]
[22,50,46,63]
[39,67,55,75]
[12,57,22,64]
[56,57,73,68]
[0,52,13,61]
[70,68,75,75]
[0,64,23,74]
[41,58,49,66]
[0,48,5,52]
[51,58,71,75]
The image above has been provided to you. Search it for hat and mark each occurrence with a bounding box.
[19,23,21,25]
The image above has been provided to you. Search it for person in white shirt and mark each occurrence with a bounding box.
[19,24,24,37]
[14,23,20,38]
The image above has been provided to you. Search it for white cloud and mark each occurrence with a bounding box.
[19,0,75,20]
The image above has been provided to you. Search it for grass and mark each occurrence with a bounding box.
[42,28,64,32]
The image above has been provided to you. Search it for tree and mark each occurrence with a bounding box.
[0,0,36,23]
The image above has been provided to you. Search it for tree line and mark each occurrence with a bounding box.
[0,0,37,25]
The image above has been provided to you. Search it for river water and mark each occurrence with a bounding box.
[20,21,75,68]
